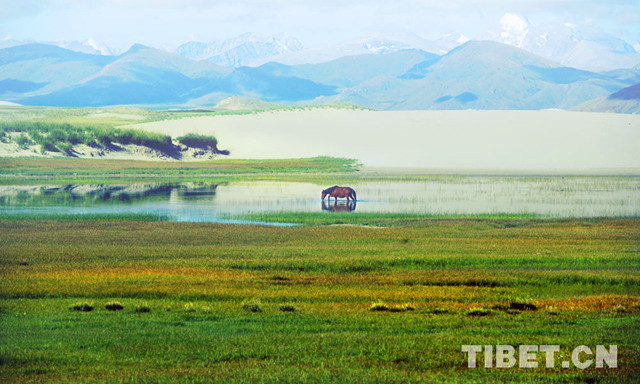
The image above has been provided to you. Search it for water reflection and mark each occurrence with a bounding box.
[322,200,357,212]
[0,183,220,207]
[0,177,638,221]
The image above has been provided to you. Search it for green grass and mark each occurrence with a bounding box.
[0,104,371,127]
[1,218,639,382]
[0,213,170,222]
[0,157,360,183]
[229,212,545,226]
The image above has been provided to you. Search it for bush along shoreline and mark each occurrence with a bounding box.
[0,121,228,160]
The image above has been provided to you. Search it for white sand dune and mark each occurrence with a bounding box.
[131,110,640,171]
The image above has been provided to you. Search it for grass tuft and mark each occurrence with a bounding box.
[242,298,263,313]
[105,301,124,311]
[509,300,538,311]
[135,304,151,313]
[369,302,415,313]
[69,302,93,312]
[467,308,492,317]
[279,304,297,313]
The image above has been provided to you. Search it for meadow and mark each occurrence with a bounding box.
[1,218,639,383]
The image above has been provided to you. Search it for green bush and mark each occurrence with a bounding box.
[57,141,74,155]
[177,133,218,149]
[16,134,33,149]
[40,137,59,153]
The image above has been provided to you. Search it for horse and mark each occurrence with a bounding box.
[321,185,357,202]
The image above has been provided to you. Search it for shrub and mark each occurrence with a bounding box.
[183,302,197,312]
[70,302,93,312]
[39,137,59,153]
[57,141,74,155]
[242,298,263,313]
[16,133,33,149]
[105,301,124,311]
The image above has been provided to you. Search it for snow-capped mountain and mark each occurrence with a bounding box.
[175,33,303,67]
[485,13,640,71]
[259,33,456,66]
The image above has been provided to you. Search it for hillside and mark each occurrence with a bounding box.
[573,82,640,114]
[1,41,637,111]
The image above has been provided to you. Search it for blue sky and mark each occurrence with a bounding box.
[2,0,639,50]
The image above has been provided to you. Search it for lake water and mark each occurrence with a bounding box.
[0,177,638,223]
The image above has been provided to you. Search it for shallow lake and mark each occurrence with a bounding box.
[0,177,638,223]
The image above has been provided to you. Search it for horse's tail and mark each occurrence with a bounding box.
[350,189,357,201]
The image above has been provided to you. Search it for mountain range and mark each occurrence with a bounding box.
[1,39,639,112]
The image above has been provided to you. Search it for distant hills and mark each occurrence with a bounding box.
[1,40,639,112]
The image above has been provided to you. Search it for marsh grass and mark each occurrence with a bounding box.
[1,218,639,383]
[0,213,170,221]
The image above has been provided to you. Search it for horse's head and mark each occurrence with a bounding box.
[321,185,338,200]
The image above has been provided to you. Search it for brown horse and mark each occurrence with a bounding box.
[321,185,357,202]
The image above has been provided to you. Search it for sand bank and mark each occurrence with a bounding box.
[131,110,640,170]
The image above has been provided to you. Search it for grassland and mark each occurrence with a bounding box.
[1,218,639,383]
[0,157,359,183]
[0,104,369,127]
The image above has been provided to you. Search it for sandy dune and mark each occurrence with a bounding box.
[131,110,640,171]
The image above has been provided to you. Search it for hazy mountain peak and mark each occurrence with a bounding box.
[175,33,304,67]
[485,13,640,71]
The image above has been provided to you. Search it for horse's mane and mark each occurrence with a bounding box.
[323,185,339,194]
